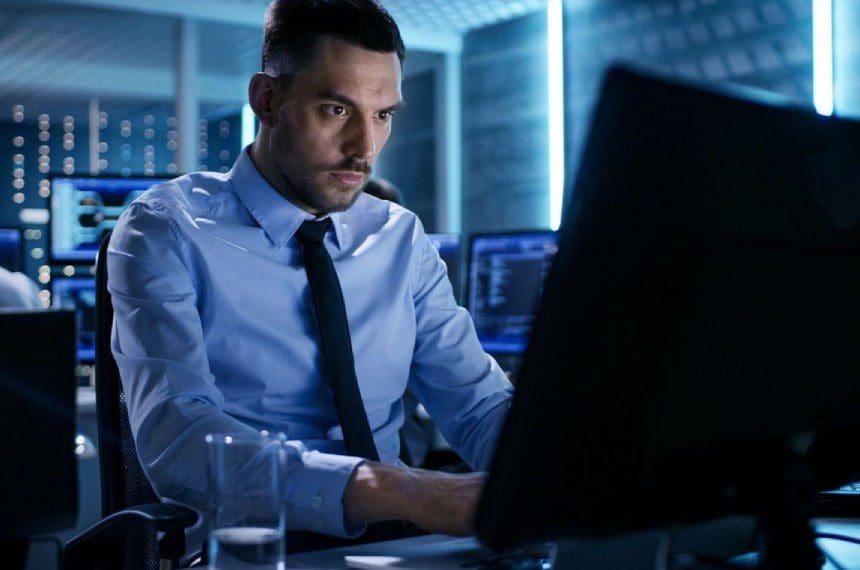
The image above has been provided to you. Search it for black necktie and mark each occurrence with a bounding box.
[295,219,380,461]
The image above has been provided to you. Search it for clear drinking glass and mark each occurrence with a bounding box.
[206,431,288,569]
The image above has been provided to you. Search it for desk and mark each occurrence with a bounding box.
[281,520,860,569]
[283,534,487,569]
[816,519,860,569]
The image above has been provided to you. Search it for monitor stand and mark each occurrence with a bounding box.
[551,455,824,569]
[550,516,758,569]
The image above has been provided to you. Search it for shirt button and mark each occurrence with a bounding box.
[311,495,323,510]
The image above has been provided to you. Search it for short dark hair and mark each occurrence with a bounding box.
[262,0,405,76]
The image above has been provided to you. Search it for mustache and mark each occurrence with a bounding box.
[327,160,372,175]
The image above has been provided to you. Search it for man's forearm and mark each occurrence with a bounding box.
[342,461,484,536]
[343,462,415,524]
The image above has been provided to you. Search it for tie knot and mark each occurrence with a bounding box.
[295,219,332,245]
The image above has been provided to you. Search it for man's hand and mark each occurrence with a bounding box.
[343,462,485,536]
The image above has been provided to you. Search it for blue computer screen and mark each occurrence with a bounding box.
[0,228,23,272]
[427,233,461,303]
[51,277,96,362]
[50,176,172,262]
[468,231,558,355]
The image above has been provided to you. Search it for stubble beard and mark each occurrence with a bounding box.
[270,131,371,216]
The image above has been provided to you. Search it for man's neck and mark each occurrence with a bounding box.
[247,140,321,217]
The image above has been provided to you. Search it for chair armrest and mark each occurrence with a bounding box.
[64,503,199,568]
[67,503,198,546]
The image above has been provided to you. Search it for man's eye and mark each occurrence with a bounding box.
[324,105,347,116]
[378,111,395,121]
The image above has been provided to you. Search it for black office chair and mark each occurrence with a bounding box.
[63,233,198,570]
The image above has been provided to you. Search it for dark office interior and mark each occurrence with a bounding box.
[2,1,860,568]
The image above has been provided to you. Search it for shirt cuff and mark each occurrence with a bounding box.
[285,450,367,538]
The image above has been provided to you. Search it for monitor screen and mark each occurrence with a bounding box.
[467,231,558,355]
[51,277,96,363]
[0,228,23,272]
[50,176,172,262]
[427,233,461,304]
[476,65,860,565]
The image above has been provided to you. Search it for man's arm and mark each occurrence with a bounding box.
[337,223,516,537]
[407,228,514,471]
[109,198,364,537]
[344,462,485,536]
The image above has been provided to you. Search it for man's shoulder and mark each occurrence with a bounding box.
[353,192,421,229]
[128,170,235,221]
[348,194,436,258]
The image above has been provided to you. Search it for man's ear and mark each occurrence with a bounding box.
[248,73,280,128]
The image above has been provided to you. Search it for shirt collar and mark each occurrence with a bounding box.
[228,146,348,248]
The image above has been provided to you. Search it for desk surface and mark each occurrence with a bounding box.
[283,534,487,569]
[281,520,860,569]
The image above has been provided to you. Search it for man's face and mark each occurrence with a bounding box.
[268,37,403,215]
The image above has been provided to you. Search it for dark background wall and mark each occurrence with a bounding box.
[374,70,438,231]
[564,0,813,194]
[461,11,551,238]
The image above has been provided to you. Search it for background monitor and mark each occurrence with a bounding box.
[50,176,172,263]
[427,233,461,304]
[467,231,558,355]
[476,65,860,567]
[51,277,96,363]
[0,227,23,272]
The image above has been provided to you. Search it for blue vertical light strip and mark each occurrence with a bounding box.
[241,103,256,148]
[547,0,565,230]
[813,0,834,116]
[439,52,462,234]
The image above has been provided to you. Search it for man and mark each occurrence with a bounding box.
[360,177,438,470]
[108,0,513,543]
[0,266,41,309]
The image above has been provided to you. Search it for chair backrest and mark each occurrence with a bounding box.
[95,232,160,517]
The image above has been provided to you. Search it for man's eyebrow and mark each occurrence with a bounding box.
[318,90,405,113]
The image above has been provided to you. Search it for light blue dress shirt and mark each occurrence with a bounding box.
[108,148,513,537]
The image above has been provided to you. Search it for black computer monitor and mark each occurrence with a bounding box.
[476,66,860,568]
[50,175,172,263]
[466,231,558,355]
[0,227,23,272]
[51,277,96,363]
[427,233,462,304]
[0,310,78,540]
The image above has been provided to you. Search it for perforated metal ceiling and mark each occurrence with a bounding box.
[0,0,559,121]
[385,0,549,32]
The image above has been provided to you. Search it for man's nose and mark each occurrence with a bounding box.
[343,116,376,160]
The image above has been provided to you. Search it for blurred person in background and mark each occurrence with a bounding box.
[0,266,41,309]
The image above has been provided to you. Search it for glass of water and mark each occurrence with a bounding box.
[206,431,288,569]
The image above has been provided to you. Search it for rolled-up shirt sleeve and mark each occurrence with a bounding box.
[407,228,514,471]
[108,200,364,537]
